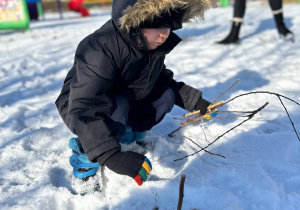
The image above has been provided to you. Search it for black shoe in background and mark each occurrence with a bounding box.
[217,22,242,44]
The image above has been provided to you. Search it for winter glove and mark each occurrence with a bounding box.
[101,151,152,186]
[195,98,211,115]
[133,157,152,186]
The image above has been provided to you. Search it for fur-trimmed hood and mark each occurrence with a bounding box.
[112,0,217,32]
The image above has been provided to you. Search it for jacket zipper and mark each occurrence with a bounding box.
[138,53,151,97]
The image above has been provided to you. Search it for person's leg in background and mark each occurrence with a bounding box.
[26,2,39,20]
[68,0,90,17]
[217,0,245,44]
[269,0,293,40]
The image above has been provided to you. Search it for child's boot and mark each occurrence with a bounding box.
[217,21,242,44]
[69,137,101,195]
[69,137,99,179]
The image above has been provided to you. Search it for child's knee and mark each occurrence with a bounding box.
[164,88,175,107]
[159,88,175,112]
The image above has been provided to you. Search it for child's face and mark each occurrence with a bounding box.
[140,28,171,50]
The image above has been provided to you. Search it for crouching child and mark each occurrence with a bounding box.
[55,0,216,187]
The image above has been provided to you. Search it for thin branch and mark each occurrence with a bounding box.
[181,115,203,127]
[225,91,300,106]
[200,125,209,143]
[173,134,225,158]
[174,111,254,120]
[277,96,300,140]
[206,115,249,119]
[168,126,183,137]
[217,110,255,114]
[211,79,240,104]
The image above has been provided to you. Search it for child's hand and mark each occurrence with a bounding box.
[102,151,152,186]
[133,157,152,185]
[195,98,211,115]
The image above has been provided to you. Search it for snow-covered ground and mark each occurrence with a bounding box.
[1,3,300,210]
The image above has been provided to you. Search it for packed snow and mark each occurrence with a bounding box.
[0,2,300,210]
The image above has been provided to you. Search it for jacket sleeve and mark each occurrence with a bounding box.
[155,65,202,112]
[66,35,124,162]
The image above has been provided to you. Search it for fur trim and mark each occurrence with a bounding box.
[119,0,217,32]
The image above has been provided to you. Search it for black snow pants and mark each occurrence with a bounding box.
[110,86,175,132]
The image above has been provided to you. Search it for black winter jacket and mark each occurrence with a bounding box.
[55,0,209,163]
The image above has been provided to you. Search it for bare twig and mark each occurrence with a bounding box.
[225,91,300,106]
[211,79,240,105]
[174,102,269,161]
[277,96,300,140]
[177,174,186,210]
[173,110,255,121]
[168,126,183,137]
[173,134,225,158]
[200,125,209,143]
[182,115,251,126]
[217,110,254,114]
[181,115,203,127]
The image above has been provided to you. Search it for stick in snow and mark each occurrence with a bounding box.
[177,174,186,210]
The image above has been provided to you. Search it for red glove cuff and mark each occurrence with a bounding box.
[134,174,143,186]
[133,157,152,186]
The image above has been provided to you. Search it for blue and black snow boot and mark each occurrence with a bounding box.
[69,137,99,180]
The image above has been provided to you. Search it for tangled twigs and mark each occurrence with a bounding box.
[168,113,245,137]
[184,101,225,118]
[169,86,300,162]
[179,101,225,128]
[225,91,300,141]
[169,80,239,137]
[174,102,269,161]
